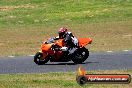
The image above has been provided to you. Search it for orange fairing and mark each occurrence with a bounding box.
[78,38,92,47]
[41,43,53,51]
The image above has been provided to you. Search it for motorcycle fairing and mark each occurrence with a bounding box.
[78,38,92,48]
[41,43,53,51]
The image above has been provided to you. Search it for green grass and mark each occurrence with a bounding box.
[0,70,132,88]
[0,0,132,28]
[0,0,132,56]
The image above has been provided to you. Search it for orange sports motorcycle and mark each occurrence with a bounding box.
[34,37,92,65]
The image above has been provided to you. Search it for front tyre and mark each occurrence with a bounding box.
[72,47,89,64]
[34,52,49,65]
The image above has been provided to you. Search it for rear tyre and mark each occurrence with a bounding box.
[72,47,89,64]
[34,52,49,65]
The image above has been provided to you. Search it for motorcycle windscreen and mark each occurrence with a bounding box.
[78,38,92,47]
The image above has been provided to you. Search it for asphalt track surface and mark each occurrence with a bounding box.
[0,51,132,74]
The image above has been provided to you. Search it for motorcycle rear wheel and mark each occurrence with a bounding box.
[34,52,49,65]
[72,47,89,64]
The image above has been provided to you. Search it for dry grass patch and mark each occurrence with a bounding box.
[72,21,132,52]
[0,4,37,11]
[0,21,132,56]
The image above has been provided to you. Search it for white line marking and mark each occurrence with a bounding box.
[123,50,129,52]
[107,51,113,53]
[8,56,15,57]
[29,55,34,57]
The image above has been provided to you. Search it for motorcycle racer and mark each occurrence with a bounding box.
[53,27,78,54]
[34,28,92,64]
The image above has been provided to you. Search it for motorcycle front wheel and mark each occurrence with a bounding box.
[34,52,49,65]
[72,47,89,64]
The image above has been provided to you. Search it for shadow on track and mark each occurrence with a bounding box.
[40,61,99,65]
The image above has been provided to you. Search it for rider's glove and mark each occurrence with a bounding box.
[60,47,68,51]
